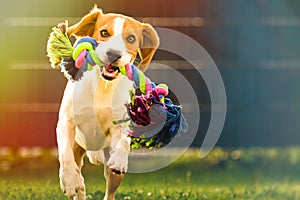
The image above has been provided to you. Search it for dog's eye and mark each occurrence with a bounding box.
[127,35,136,44]
[100,30,110,38]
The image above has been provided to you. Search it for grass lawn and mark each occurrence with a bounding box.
[1,147,300,199]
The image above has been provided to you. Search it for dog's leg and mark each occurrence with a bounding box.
[56,81,87,199]
[103,164,124,200]
[106,126,131,174]
[104,126,131,200]
[73,142,86,200]
[57,118,85,199]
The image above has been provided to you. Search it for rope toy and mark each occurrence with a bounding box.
[61,36,103,80]
[47,22,102,81]
[118,64,187,148]
[47,22,188,149]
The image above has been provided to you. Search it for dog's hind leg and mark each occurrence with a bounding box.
[103,126,130,200]
[103,163,124,200]
[73,142,86,200]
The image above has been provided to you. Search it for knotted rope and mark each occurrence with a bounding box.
[47,23,188,148]
[72,37,102,71]
[119,64,168,97]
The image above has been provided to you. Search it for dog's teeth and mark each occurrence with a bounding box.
[100,64,120,80]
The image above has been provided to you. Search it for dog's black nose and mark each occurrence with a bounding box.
[106,50,121,63]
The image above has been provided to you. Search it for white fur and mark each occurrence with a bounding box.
[114,17,125,36]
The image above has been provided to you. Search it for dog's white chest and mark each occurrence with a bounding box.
[69,67,132,150]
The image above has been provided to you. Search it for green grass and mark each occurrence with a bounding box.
[1,147,300,199]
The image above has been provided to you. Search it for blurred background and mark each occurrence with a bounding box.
[0,0,299,149]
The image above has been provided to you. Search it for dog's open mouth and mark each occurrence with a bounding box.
[100,64,120,81]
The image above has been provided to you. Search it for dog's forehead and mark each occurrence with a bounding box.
[98,14,142,35]
[112,17,125,36]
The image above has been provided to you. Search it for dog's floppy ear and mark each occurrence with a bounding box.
[68,7,102,37]
[138,24,159,72]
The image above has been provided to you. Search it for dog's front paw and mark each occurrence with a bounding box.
[107,149,129,174]
[59,163,85,198]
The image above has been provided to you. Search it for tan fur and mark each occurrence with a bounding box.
[56,6,159,200]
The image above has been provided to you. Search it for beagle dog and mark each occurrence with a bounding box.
[55,6,159,200]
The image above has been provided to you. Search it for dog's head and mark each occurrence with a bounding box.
[68,6,159,81]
